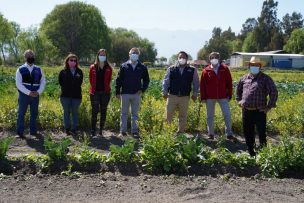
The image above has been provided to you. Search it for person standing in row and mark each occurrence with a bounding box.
[115,47,150,137]
[59,53,83,135]
[16,49,46,138]
[200,52,234,140]
[236,56,278,156]
[162,51,199,133]
[89,49,112,137]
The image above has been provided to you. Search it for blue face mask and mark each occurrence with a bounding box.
[250,66,260,74]
[130,54,139,62]
[98,55,106,62]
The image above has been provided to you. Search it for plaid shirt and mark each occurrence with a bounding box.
[236,72,278,109]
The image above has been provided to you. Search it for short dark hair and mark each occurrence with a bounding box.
[178,51,188,59]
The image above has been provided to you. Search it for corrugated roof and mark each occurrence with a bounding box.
[231,52,304,58]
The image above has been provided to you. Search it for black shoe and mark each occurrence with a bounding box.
[71,129,78,135]
[30,132,39,136]
[90,130,96,137]
[65,129,71,135]
[119,132,127,137]
[208,134,215,140]
[227,135,237,141]
[98,131,103,136]
[16,133,25,139]
[249,149,256,157]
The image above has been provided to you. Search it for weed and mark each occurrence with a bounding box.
[107,139,136,163]
[44,136,71,162]
[0,137,15,160]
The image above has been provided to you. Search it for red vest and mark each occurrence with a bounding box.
[89,64,112,94]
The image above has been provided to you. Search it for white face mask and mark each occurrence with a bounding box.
[250,66,260,74]
[130,54,139,62]
[178,58,187,65]
[98,55,106,62]
[210,59,219,66]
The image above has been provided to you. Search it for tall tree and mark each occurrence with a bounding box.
[281,12,304,39]
[109,28,157,64]
[253,0,283,51]
[284,28,304,54]
[242,32,258,52]
[197,27,234,60]
[239,18,257,41]
[7,22,21,63]
[0,13,14,64]
[17,27,59,65]
[40,1,110,61]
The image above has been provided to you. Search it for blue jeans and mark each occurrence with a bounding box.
[120,94,141,133]
[60,97,81,130]
[17,92,39,135]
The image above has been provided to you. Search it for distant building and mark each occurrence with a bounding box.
[230,50,304,69]
[188,59,208,68]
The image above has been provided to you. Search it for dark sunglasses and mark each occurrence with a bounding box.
[69,59,77,62]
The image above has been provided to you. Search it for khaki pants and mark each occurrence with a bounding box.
[166,95,190,132]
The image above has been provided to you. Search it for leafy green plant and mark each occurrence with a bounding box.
[44,136,71,161]
[75,134,104,167]
[258,136,304,177]
[107,139,136,163]
[139,133,187,173]
[0,136,15,160]
[175,134,205,164]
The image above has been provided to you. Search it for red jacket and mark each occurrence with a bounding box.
[200,64,232,100]
[89,64,112,94]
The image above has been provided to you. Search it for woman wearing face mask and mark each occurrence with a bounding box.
[89,49,112,137]
[236,56,278,157]
[59,53,83,135]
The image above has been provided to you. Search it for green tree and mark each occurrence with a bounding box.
[284,28,304,54]
[40,1,110,62]
[17,27,59,65]
[253,0,283,51]
[197,27,234,60]
[242,32,258,52]
[0,13,14,64]
[239,18,257,41]
[7,22,21,63]
[109,28,157,64]
[281,12,303,39]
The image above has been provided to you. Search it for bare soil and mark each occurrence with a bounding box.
[1,129,303,203]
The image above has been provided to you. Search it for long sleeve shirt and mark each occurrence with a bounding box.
[236,72,278,109]
[162,65,199,97]
[16,63,46,95]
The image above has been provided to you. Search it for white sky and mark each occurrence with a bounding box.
[1,0,303,58]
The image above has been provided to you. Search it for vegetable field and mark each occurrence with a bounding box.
[0,66,304,177]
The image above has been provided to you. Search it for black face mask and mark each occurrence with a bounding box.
[26,57,35,64]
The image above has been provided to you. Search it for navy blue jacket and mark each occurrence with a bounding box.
[168,66,194,96]
[115,61,150,95]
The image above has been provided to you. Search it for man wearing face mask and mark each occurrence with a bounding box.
[162,51,199,133]
[15,49,46,138]
[200,52,234,140]
[115,47,150,137]
[236,56,278,157]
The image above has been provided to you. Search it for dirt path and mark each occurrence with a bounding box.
[0,173,303,203]
[2,130,301,203]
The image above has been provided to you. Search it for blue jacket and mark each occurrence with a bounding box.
[19,65,42,91]
[168,66,194,96]
[115,61,150,95]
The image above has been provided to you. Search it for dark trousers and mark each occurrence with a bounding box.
[17,92,39,135]
[242,109,267,151]
[90,92,110,132]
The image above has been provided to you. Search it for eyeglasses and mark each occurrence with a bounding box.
[69,59,77,62]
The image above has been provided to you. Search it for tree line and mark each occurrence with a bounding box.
[197,0,304,60]
[0,1,157,66]
[0,0,303,66]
